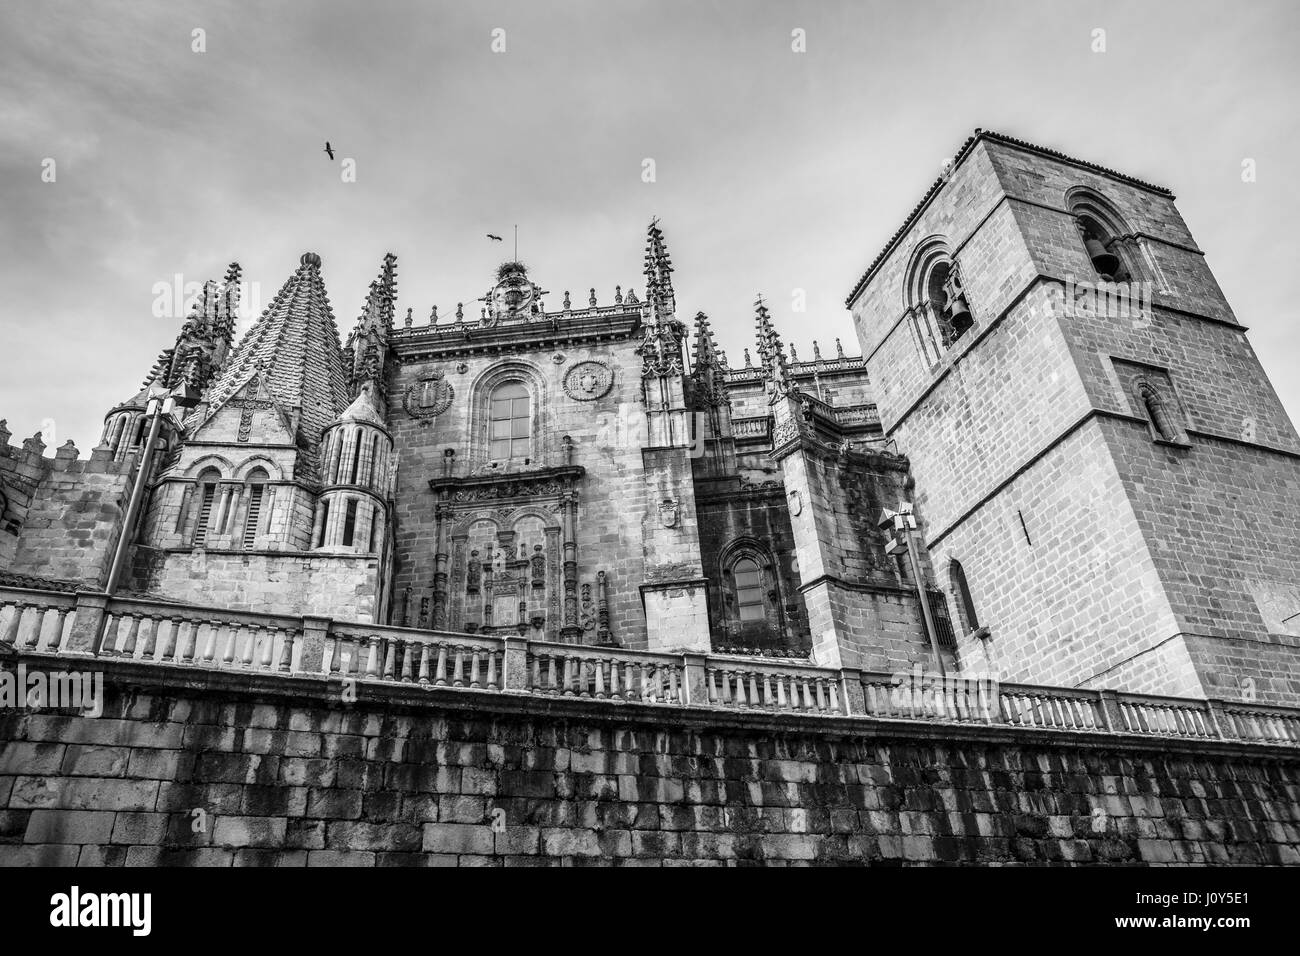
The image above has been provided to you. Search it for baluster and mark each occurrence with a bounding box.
[707,669,719,704]
[221,622,239,665]
[529,654,540,691]
[23,606,48,651]
[417,641,431,684]
[193,619,214,663]
[668,666,680,703]
[382,638,398,680]
[563,657,576,696]
[719,671,732,704]
[594,658,606,698]
[731,672,746,706]
[637,663,649,701]
[239,624,258,666]
[623,661,635,699]
[279,630,296,672]
[607,658,619,697]
[328,636,342,674]
[775,675,789,710]
[435,643,449,685]
[113,615,140,658]
[98,612,121,655]
[486,649,498,689]
[452,646,466,687]
[50,607,72,652]
[828,680,840,712]
[0,603,25,647]
[365,636,381,677]
[811,679,824,711]
[470,648,482,688]
[136,615,160,660]
[400,640,415,683]
[259,627,276,669]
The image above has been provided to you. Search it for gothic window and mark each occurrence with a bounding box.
[191,467,221,547]
[489,382,531,461]
[367,504,378,553]
[241,468,268,550]
[733,558,766,622]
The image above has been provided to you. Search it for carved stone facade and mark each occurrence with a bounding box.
[5,133,1299,703]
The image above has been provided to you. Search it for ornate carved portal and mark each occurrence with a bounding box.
[428,465,611,645]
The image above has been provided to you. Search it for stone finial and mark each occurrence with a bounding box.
[589,288,597,307]
[614,285,623,305]
[23,432,46,457]
[813,340,822,361]
[456,302,464,321]
[563,290,571,310]
[790,343,799,363]
[405,307,413,328]
[836,337,845,358]
[0,419,9,446]
[56,439,79,460]
[625,288,638,304]
[743,348,752,368]
[431,304,439,324]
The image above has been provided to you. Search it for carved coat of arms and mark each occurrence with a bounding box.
[403,372,454,420]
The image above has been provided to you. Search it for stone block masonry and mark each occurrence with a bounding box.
[1,660,1296,866]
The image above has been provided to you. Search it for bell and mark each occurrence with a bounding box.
[946,292,973,331]
[1084,236,1120,277]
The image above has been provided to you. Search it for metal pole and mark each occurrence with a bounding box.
[902,517,946,677]
[105,400,165,596]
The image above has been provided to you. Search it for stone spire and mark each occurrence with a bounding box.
[125,263,241,415]
[346,252,398,400]
[689,312,727,409]
[642,218,676,324]
[636,220,686,379]
[199,252,350,456]
[753,295,792,400]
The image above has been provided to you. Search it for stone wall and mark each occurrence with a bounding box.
[2,439,137,589]
[4,659,1295,866]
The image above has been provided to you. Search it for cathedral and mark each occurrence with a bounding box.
[4,129,1300,706]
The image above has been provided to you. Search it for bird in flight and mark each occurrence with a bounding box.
[487,234,503,242]
[324,142,335,160]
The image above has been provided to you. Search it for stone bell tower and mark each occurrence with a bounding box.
[846,129,1300,703]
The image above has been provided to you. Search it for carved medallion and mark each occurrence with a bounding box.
[403,372,454,420]
[563,361,613,401]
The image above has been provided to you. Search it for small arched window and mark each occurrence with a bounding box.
[192,467,222,547]
[489,382,530,460]
[241,468,268,549]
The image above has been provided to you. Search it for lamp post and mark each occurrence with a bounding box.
[880,502,946,677]
[104,383,201,596]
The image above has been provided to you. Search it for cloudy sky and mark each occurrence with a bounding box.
[1,0,1297,451]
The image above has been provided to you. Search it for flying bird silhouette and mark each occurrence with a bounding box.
[487,234,503,241]
[324,142,335,160]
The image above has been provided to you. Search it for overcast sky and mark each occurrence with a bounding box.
[1,0,1297,451]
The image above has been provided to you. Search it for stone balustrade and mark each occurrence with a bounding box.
[2,583,1297,748]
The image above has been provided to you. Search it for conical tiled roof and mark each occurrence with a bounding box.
[200,253,350,452]
[333,381,387,427]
